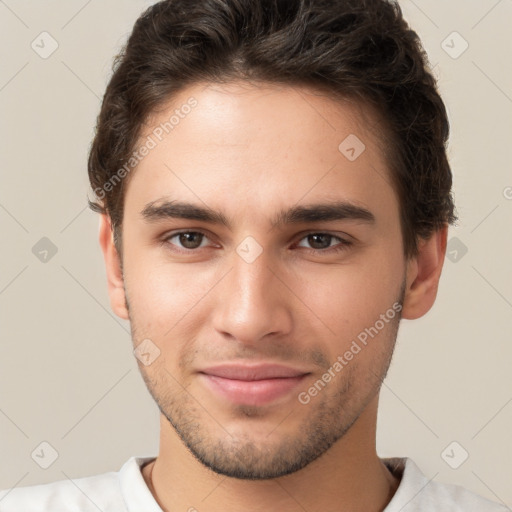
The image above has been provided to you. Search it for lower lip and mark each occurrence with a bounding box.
[199,373,307,406]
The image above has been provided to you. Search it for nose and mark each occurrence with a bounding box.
[211,247,293,346]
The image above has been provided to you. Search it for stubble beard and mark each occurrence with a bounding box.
[129,285,404,480]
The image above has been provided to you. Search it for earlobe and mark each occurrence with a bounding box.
[401,225,448,320]
[98,214,129,320]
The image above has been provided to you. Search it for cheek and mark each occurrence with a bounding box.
[124,249,219,339]
[293,254,403,339]
[128,269,187,326]
[125,262,205,378]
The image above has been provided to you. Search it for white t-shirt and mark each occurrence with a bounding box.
[0,455,507,511]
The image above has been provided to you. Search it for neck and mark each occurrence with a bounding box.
[142,395,400,512]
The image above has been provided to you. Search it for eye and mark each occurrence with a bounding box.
[161,230,352,255]
[295,232,352,254]
[163,230,212,251]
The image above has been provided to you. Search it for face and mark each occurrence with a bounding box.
[118,81,408,479]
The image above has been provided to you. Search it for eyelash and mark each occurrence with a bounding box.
[161,230,352,255]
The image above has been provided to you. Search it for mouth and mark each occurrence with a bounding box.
[198,363,311,407]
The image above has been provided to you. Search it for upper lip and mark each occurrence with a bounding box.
[199,363,310,381]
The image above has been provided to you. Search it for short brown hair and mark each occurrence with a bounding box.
[88,0,457,258]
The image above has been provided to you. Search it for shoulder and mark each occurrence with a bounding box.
[383,457,509,512]
[0,456,155,512]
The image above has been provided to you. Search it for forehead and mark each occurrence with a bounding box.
[143,80,386,155]
[125,81,398,228]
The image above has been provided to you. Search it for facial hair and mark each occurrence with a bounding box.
[128,280,405,480]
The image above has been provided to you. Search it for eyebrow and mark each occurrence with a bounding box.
[140,199,376,230]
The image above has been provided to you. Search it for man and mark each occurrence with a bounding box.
[0,0,507,510]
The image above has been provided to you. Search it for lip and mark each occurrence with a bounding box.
[198,363,310,406]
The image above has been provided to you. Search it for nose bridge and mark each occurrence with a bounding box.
[212,241,292,343]
[233,246,274,306]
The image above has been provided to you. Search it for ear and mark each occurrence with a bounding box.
[98,214,129,320]
[401,225,448,320]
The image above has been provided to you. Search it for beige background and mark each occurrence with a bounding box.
[1,0,511,507]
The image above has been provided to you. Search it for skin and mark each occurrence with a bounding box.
[99,81,447,512]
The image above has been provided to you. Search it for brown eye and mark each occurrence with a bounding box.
[305,234,333,250]
[295,232,352,254]
[165,231,208,250]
